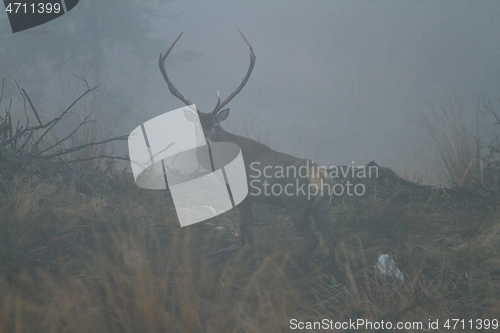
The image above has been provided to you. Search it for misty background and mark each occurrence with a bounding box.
[1,0,499,185]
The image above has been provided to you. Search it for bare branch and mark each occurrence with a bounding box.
[37,135,128,160]
[38,113,95,155]
[73,74,90,91]
[13,120,21,149]
[1,116,64,148]
[62,154,130,164]
[13,80,28,123]
[18,130,35,151]
[7,99,12,139]
[0,78,5,107]
[484,101,500,125]
[33,85,99,149]
[21,88,43,125]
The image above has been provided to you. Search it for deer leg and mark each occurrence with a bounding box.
[237,199,254,249]
[312,199,338,265]
[287,207,319,256]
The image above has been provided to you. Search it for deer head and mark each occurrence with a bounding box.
[159,31,256,142]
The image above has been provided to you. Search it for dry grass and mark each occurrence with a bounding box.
[420,96,500,191]
[0,170,499,332]
[1,83,500,332]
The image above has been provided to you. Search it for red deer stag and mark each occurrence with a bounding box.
[159,31,338,265]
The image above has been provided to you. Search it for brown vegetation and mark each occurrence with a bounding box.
[0,80,499,332]
[0,161,499,332]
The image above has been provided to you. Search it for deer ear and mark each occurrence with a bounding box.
[216,108,230,123]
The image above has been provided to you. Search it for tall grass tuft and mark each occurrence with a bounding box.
[420,96,500,191]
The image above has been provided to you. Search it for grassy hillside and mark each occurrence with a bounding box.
[0,81,499,332]
[0,156,498,332]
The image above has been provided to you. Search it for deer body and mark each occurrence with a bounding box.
[160,32,338,263]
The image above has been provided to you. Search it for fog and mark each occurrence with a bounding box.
[1,0,499,185]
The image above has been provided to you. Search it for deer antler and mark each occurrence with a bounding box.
[159,32,197,110]
[159,31,255,115]
[212,30,256,115]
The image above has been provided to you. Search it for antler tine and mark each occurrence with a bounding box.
[214,90,221,112]
[212,30,256,115]
[159,32,198,110]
